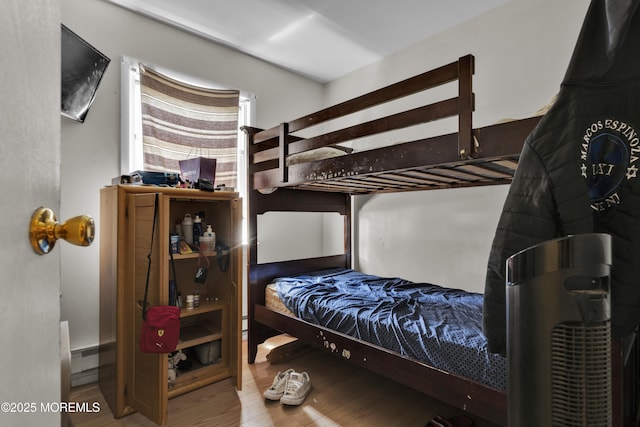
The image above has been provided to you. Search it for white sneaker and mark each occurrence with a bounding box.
[280,372,311,405]
[263,369,294,400]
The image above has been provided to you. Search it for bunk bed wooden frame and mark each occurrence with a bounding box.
[241,55,638,426]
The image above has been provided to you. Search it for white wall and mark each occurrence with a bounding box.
[355,186,510,288]
[257,212,325,263]
[328,0,591,292]
[60,0,324,352]
[1,1,62,425]
[257,212,344,263]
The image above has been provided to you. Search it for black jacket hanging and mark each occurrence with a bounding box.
[484,0,640,355]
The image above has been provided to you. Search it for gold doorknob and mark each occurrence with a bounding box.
[29,207,95,255]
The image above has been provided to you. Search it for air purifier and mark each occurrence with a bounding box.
[507,233,612,426]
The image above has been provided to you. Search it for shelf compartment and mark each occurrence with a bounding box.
[176,324,222,350]
[172,251,217,260]
[180,300,225,318]
[168,361,230,398]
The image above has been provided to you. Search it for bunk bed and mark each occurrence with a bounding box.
[241,55,638,426]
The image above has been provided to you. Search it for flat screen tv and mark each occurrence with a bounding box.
[61,24,110,123]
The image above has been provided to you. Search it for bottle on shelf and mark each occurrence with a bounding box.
[182,214,194,244]
[193,214,203,247]
[205,225,216,246]
[169,233,179,254]
[200,224,216,253]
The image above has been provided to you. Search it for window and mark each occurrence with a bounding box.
[120,56,254,242]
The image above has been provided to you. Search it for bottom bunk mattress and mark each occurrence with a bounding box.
[267,268,506,390]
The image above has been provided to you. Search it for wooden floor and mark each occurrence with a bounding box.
[69,336,500,426]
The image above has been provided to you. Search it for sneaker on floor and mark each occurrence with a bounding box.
[280,371,311,405]
[263,368,294,400]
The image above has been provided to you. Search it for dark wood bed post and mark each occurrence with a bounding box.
[241,124,261,267]
[242,125,353,363]
[279,122,289,184]
[458,54,475,159]
[241,125,263,363]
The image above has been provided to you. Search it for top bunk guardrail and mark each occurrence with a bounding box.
[242,54,542,194]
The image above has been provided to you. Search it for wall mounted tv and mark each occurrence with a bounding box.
[61,24,111,123]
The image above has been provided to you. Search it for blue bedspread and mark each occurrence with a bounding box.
[275,268,506,390]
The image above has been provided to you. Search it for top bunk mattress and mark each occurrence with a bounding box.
[271,268,506,390]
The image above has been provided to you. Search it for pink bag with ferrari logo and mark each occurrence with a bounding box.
[139,305,180,353]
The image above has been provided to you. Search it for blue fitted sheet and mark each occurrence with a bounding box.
[274,268,506,390]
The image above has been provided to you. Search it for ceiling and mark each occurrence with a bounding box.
[105,0,509,83]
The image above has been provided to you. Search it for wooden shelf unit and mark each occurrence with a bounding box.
[98,185,242,425]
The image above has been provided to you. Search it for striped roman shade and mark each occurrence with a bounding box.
[139,64,239,189]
